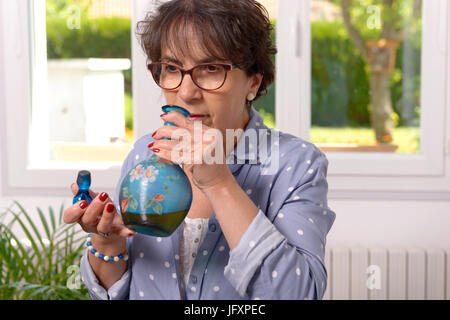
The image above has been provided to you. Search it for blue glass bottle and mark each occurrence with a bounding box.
[119,105,193,237]
[73,170,93,204]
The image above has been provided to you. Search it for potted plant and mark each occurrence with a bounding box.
[0,201,90,300]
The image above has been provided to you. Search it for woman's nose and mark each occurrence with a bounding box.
[177,73,202,101]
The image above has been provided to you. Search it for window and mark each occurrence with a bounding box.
[252,0,277,129]
[276,0,450,196]
[1,0,138,194]
[309,0,422,155]
[36,0,134,164]
[1,0,449,198]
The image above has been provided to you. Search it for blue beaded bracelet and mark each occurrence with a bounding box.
[86,233,128,262]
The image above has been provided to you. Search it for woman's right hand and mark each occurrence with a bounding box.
[63,183,136,242]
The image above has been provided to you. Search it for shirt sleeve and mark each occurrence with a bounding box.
[80,245,132,300]
[224,144,336,299]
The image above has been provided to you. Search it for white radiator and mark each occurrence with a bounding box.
[323,246,450,300]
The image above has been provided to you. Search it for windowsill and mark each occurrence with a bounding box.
[316,143,399,153]
[50,142,133,162]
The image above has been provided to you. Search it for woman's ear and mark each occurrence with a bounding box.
[249,73,264,94]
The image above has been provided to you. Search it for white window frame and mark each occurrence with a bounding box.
[276,0,450,199]
[0,0,163,197]
[1,0,449,200]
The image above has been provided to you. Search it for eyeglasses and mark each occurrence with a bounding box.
[147,62,240,91]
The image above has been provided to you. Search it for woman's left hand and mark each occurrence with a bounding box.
[149,111,233,192]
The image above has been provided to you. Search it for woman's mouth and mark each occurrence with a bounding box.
[188,114,208,120]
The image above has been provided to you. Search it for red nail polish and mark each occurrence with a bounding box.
[148,142,155,149]
[106,203,115,213]
[151,148,160,153]
[79,201,88,209]
[151,131,157,138]
[127,232,135,237]
[160,112,168,118]
[99,192,108,202]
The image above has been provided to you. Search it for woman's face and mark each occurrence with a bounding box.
[160,34,263,141]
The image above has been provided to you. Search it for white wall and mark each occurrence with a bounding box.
[1,194,450,249]
[328,199,450,248]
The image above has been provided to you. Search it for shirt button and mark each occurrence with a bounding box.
[209,223,216,232]
[191,275,197,284]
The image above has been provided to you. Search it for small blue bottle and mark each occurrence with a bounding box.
[73,170,93,204]
[161,105,190,140]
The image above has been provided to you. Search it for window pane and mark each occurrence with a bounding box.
[36,0,134,162]
[310,0,422,154]
[254,0,277,129]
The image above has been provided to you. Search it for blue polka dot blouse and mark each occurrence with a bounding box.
[80,106,336,300]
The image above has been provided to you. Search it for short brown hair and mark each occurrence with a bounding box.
[136,0,277,107]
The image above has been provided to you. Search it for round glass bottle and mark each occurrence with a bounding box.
[119,105,193,237]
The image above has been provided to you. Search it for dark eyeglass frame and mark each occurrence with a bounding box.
[147,61,241,91]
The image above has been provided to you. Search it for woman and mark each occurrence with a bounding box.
[64,0,336,300]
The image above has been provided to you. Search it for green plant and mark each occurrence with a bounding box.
[46,16,132,60]
[258,108,276,129]
[311,19,421,128]
[45,1,133,99]
[0,201,90,300]
[124,92,133,131]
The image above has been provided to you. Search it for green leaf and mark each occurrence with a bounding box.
[129,197,138,211]
[6,207,44,266]
[58,202,65,225]
[165,175,179,182]
[143,199,153,209]
[0,225,38,283]
[49,205,56,234]
[152,201,163,215]
[13,201,47,251]
[153,161,166,169]
[37,207,51,240]
[163,183,172,196]
[122,187,131,198]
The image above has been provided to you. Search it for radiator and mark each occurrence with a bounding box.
[323,246,450,300]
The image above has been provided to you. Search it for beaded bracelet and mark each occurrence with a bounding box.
[86,233,129,262]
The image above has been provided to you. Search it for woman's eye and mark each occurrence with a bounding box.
[206,65,219,72]
[165,65,179,72]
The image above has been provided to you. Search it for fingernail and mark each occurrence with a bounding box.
[160,112,168,118]
[151,148,160,153]
[127,232,135,237]
[79,201,88,209]
[148,142,155,149]
[151,131,157,138]
[106,203,115,213]
[99,192,108,202]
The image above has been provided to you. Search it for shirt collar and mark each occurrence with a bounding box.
[226,105,269,175]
